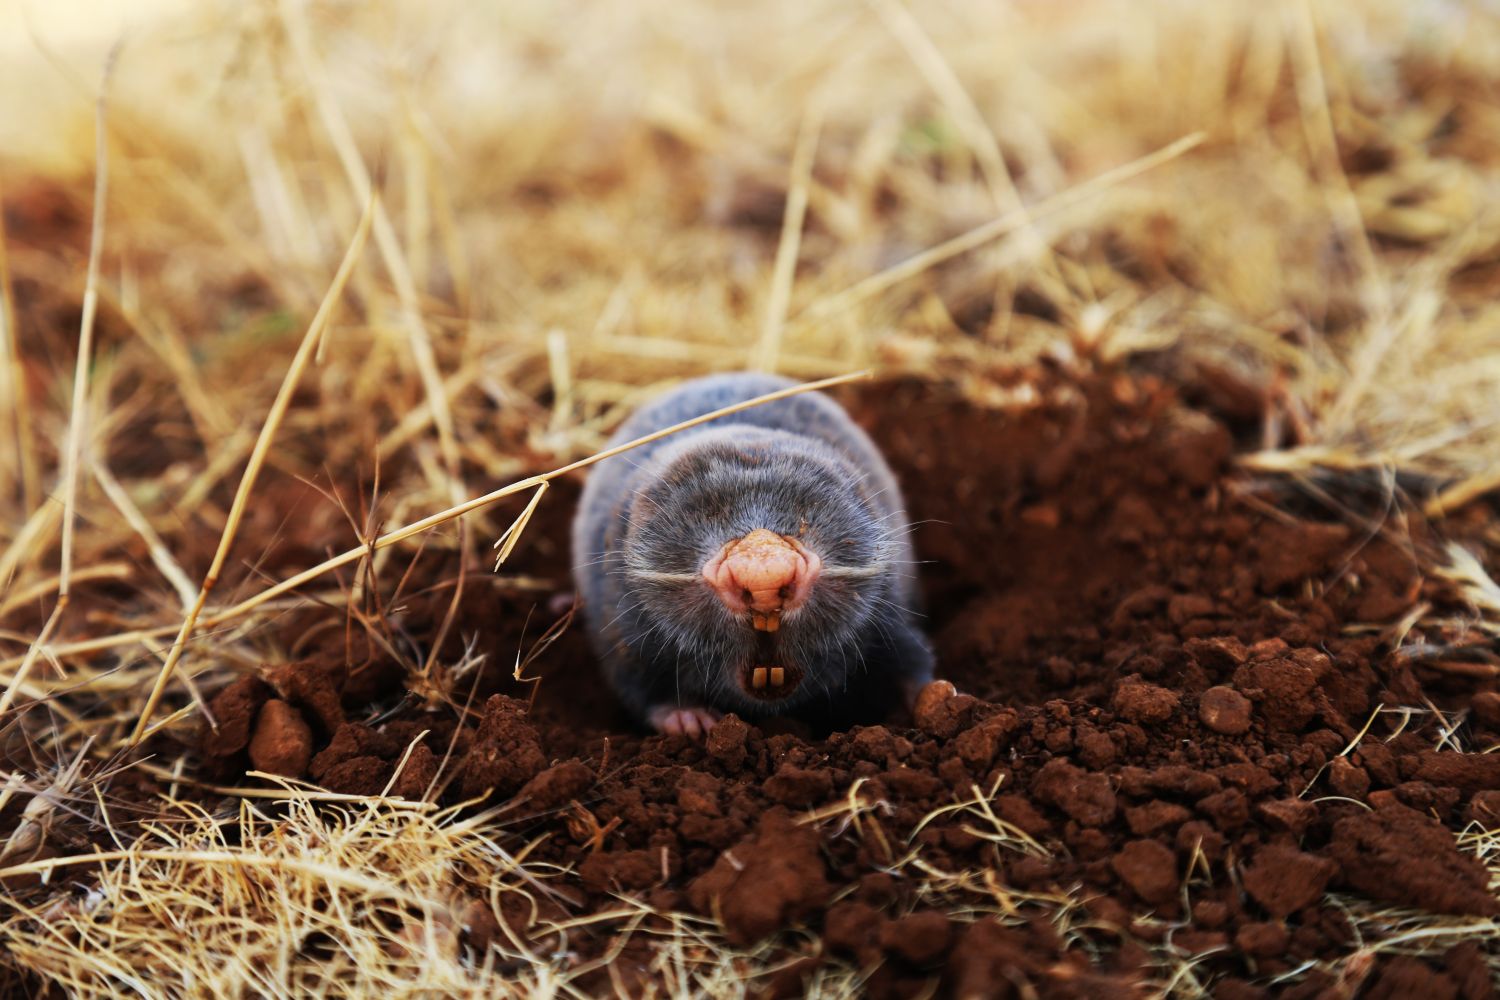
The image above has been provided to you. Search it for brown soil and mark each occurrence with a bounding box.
[16,368,1500,997]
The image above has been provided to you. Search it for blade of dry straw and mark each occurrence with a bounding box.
[122,371,870,739]
[1287,0,1392,433]
[278,0,473,681]
[0,563,131,621]
[870,0,1065,304]
[751,98,823,373]
[792,131,1206,323]
[0,849,432,909]
[0,174,39,514]
[0,52,115,720]
[493,482,549,570]
[92,458,198,609]
[280,0,463,495]
[127,198,376,746]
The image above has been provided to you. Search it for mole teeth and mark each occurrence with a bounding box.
[751,667,768,689]
[769,667,785,687]
[750,610,781,633]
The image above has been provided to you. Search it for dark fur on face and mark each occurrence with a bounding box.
[571,372,934,727]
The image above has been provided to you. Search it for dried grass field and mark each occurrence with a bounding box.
[2,0,1500,997]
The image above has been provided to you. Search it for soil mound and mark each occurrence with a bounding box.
[189,371,1500,996]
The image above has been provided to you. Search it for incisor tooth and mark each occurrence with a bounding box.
[769,667,785,687]
[752,667,768,689]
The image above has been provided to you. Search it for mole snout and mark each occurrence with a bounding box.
[701,528,822,631]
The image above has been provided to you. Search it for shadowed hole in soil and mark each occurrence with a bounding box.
[140,370,1500,996]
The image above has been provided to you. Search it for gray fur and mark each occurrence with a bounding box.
[571,372,933,725]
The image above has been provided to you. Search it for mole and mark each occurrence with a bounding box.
[571,372,947,738]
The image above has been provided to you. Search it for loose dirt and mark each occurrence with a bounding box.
[37,368,1500,996]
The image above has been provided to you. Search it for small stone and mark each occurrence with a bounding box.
[1198,686,1253,735]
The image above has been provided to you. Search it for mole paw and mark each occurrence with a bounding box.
[649,706,723,740]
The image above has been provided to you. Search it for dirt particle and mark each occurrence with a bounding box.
[705,715,751,769]
[579,848,665,893]
[763,762,834,807]
[199,675,270,761]
[247,699,313,778]
[1471,691,1500,729]
[1232,656,1319,733]
[947,920,1043,998]
[952,709,1021,768]
[1125,800,1192,836]
[1110,839,1178,904]
[1198,686,1252,735]
[460,695,548,798]
[687,810,831,945]
[1158,408,1231,489]
[914,689,978,740]
[519,759,595,810]
[264,658,346,734]
[389,743,437,800]
[1466,790,1500,827]
[823,900,884,961]
[1033,759,1117,827]
[1327,756,1370,799]
[1197,788,1249,830]
[459,898,500,957]
[1119,765,1220,799]
[1364,956,1459,1000]
[1111,676,1180,725]
[1328,804,1500,916]
[1255,798,1317,834]
[1167,593,1217,627]
[1075,725,1117,769]
[1184,635,1249,672]
[1234,921,1289,958]
[304,728,397,794]
[1256,521,1350,592]
[1407,750,1500,794]
[878,910,953,965]
[1241,844,1336,918]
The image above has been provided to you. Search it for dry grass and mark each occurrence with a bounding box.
[2,0,1500,995]
[0,783,874,999]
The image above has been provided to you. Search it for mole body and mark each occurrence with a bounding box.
[571,372,935,737]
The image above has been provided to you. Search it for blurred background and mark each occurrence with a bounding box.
[4,2,1500,994]
[4,1,1499,500]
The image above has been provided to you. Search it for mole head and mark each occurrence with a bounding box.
[617,428,897,716]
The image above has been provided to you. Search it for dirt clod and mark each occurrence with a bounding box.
[460,696,548,798]
[199,675,270,762]
[687,810,831,945]
[1111,839,1179,904]
[247,699,313,779]
[1241,844,1336,918]
[1328,804,1499,916]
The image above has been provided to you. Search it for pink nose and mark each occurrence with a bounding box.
[702,529,822,632]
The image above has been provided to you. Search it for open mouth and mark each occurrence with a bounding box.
[740,662,802,700]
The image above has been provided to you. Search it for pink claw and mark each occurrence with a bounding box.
[701,529,822,631]
[649,706,722,740]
